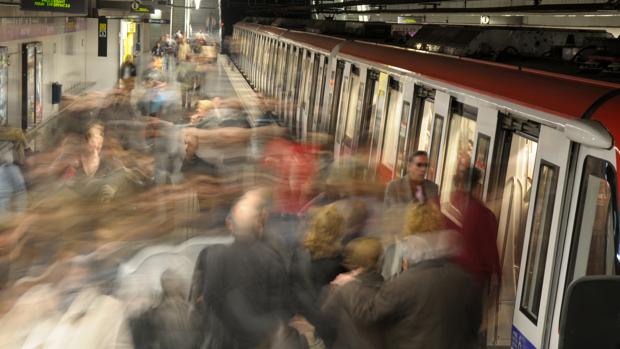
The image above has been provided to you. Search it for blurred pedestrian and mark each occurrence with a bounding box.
[333,203,482,349]
[322,237,384,349]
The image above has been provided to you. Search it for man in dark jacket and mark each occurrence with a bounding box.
[384,151,439,207]
[197,189,292,348]
[334,230,482,349]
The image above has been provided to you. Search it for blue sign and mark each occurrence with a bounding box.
[512,326,537,349]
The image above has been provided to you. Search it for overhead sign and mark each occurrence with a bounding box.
[131,3,154,13]
[97,0,154,14]
[98,16,107,57]
[397,16,425,24]
[143,18,170,24]
[21,0,88,14]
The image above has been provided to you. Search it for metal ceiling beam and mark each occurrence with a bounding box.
[314,2,619,13]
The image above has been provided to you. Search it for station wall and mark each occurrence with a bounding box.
[0,17,119,129]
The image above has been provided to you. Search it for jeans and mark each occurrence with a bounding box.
[0,164,27,217]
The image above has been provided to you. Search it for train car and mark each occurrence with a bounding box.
[232,22,620,349]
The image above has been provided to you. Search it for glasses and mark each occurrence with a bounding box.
[415,162,429,168]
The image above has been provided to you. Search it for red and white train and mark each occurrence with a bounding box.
[232,21,620,349]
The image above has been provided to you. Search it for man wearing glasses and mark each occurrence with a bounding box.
[384,150,439,207]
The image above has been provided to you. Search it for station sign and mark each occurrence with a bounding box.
[21,0,88,14]
[98,16,107,57]
[97,0,155,14]
[143,19,170,24]
[397,16,424,24]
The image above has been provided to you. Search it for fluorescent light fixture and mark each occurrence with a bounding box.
[194,0,200,9]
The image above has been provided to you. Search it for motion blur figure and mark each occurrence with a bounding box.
[289,204,347,346]
[453,167,501,284]
[333,203,482,349]
[195,189,292,349]
[322,237,384,349]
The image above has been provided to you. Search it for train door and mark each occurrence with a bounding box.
[425,91,450,183]
[297,50,311,138]
[243,32,251,73]
[390,79,416,179]
[251,34,259,86]
[310,55,327,133]
[400,86,433,160]
[268,38,276,94]
[305,54,321,135]
[259,37,267,92]
[484,115,539,348]
[259,36,267,92]
[333,62,353,157]
[299,52,319,139]
[275,43,288,119]
[269,39,278,97]
[334,64,368,159]
[291,49,304,137]
[510,125,571,348]
[436,100,478,222]
[284,46,299,129]
[367,72,389,175]
[324,60,345,135]
[546,144,617,348]
[266,38,275,96]
[368,75,413,181]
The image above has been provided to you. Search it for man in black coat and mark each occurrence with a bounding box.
[193,189,293,349]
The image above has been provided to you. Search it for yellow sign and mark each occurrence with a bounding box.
[99,23,107,38]
[33,0,70,9]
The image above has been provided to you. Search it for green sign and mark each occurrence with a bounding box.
[21,0,87,14]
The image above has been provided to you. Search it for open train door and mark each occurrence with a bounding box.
[310,55,327,134]
[511,125,571,349]
[367,75,415,181]
[547,136,617,349]
[333,62,353,157]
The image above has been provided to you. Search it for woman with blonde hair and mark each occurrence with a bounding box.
[290,204,347,346]
[302,204,344,260]
[331,203,481,349]
[382,202,461,279]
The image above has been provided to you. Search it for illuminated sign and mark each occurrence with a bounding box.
[21,0,88,14]
[97,0,154,14]
[397,16,424,24]
[131,5,153,13]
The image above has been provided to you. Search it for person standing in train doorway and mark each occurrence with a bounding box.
[384,150,439,207]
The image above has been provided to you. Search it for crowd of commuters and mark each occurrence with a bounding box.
[0,34,501,349]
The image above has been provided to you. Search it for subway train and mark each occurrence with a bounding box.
[232,22,620,349]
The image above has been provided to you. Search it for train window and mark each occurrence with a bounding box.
[381,84,403,171]
[566,157,618,286]
[416,99,434,153]
[473,134,491,200]
[427,115,443,182]
[440,104,478,217]
[521,162,559,323]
